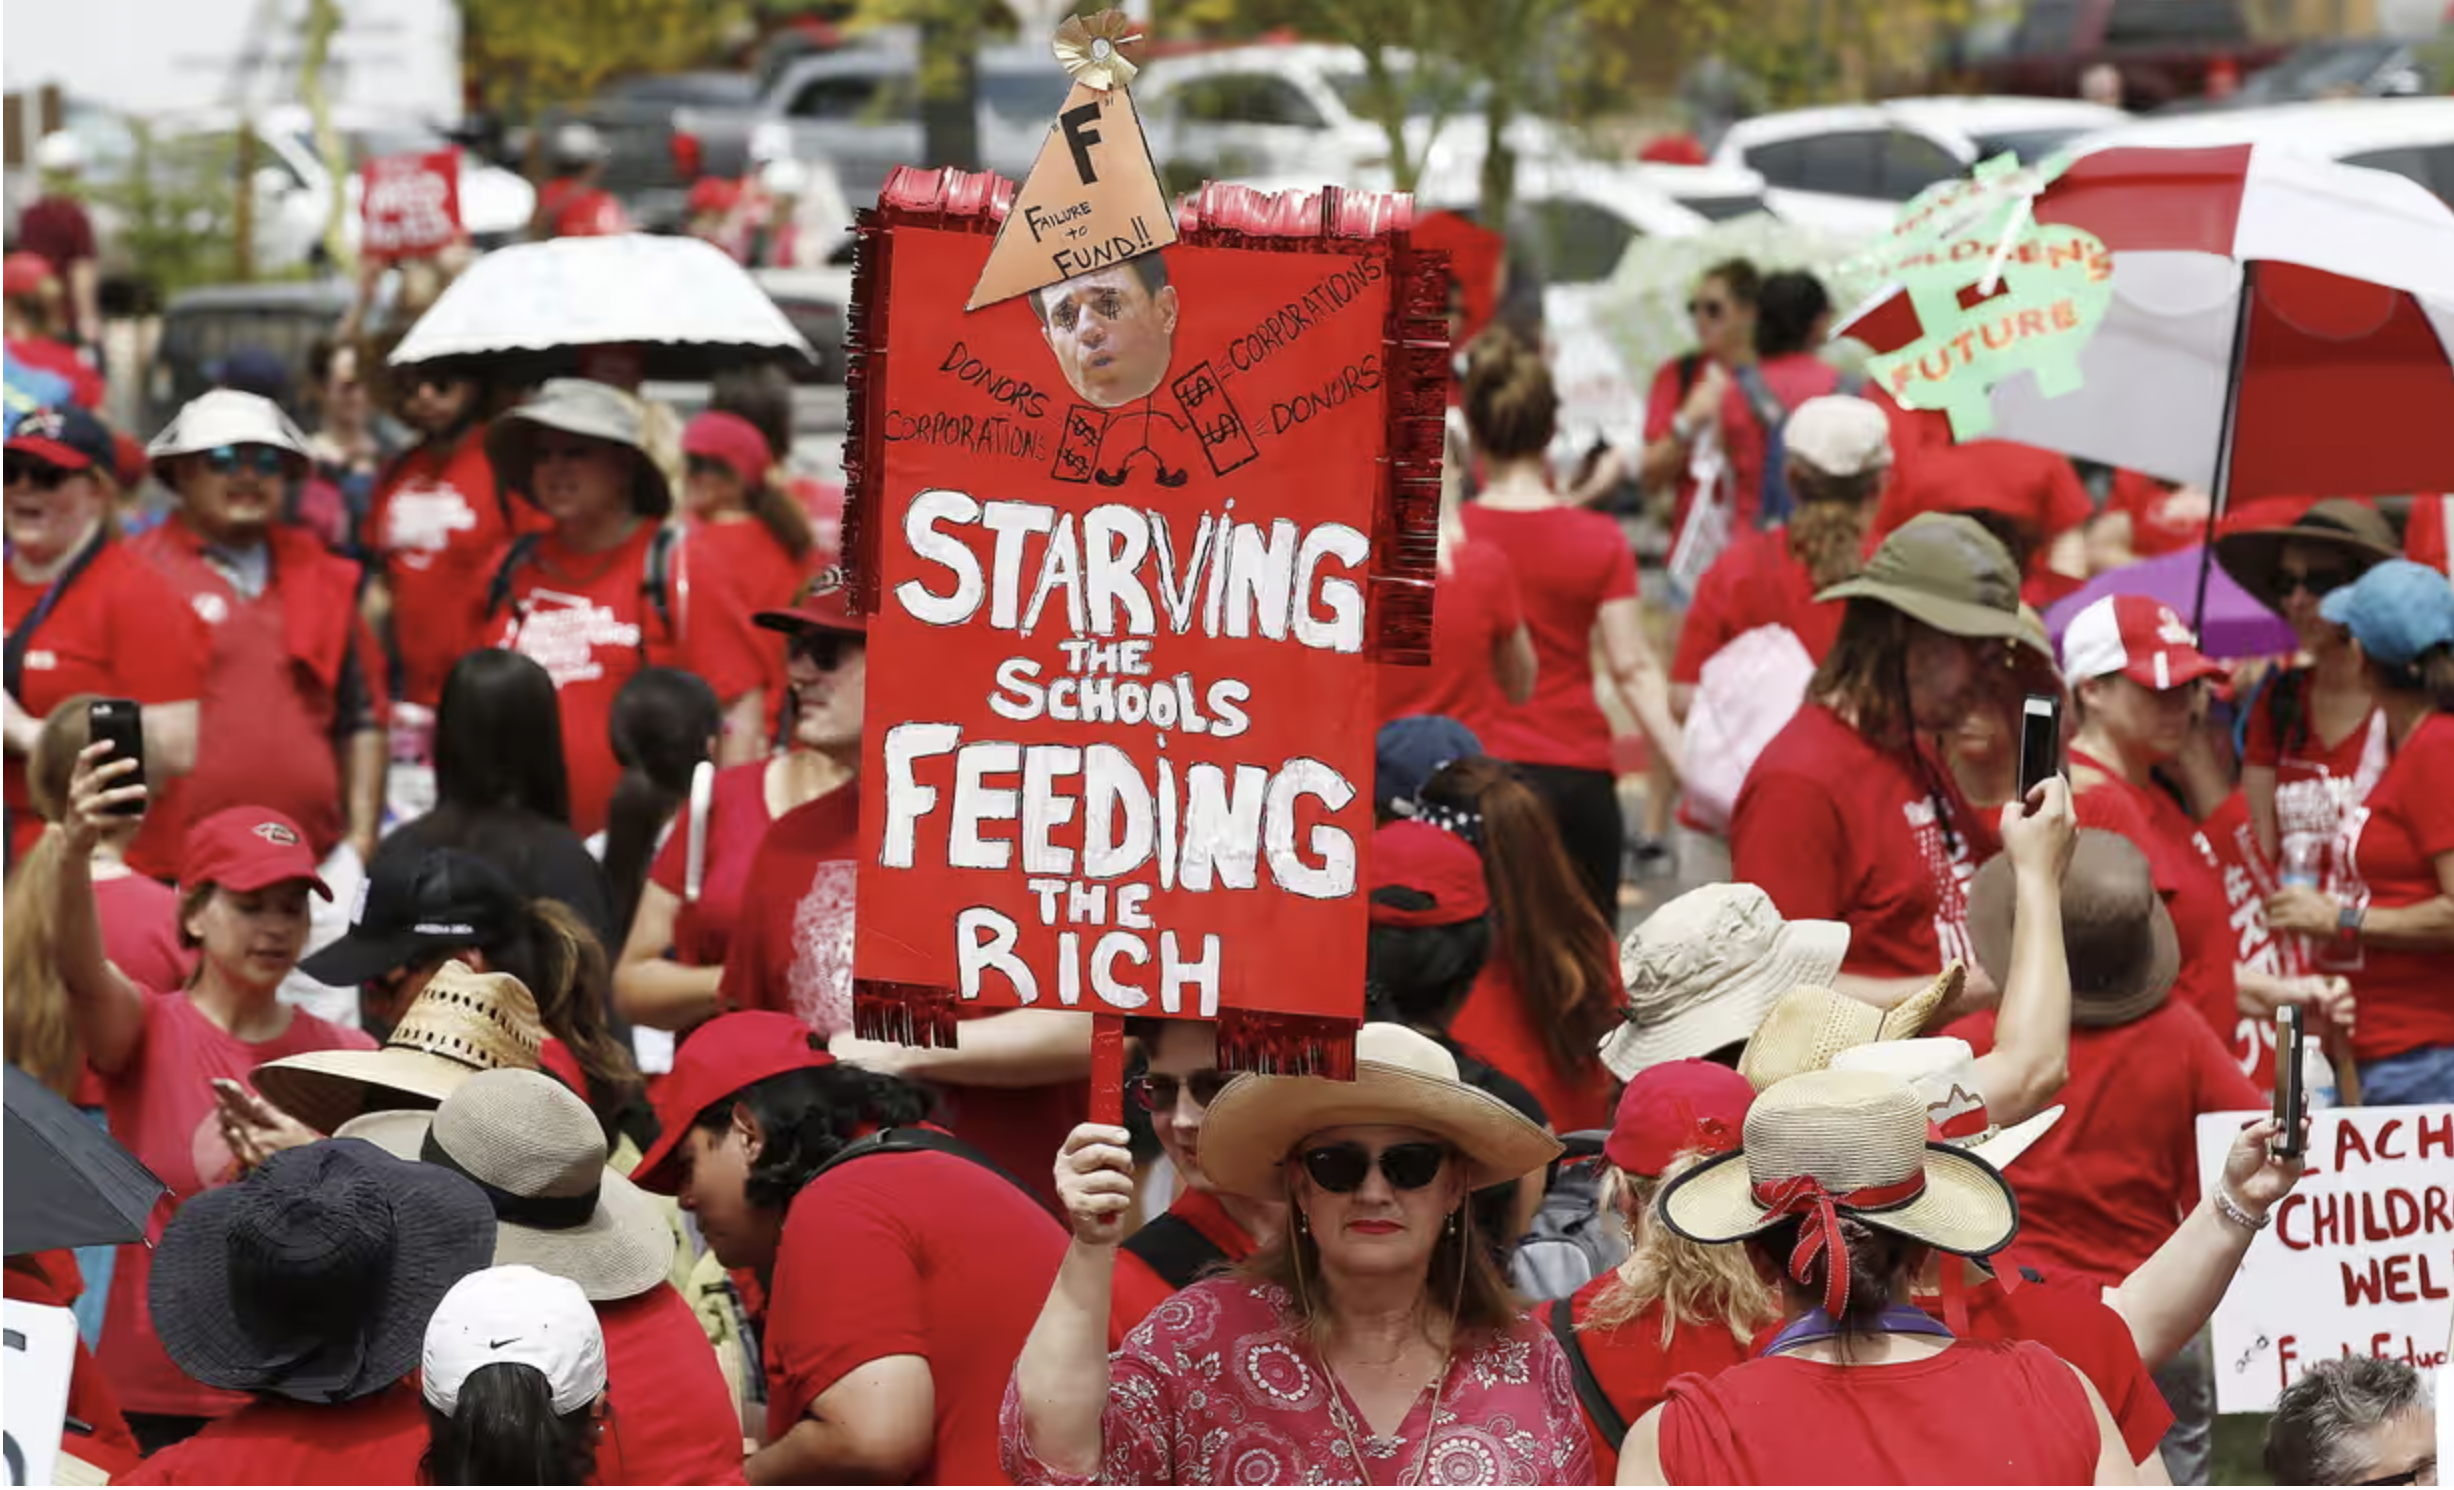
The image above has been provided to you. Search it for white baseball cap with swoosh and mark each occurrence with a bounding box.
[421,1264,607,1416]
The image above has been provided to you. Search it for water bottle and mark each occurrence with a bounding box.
[2280,831,2324,891]
[2303,1040,2339,1111]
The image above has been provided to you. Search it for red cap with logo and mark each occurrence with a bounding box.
[1368,820,1489,927]
[754,572,866,639]
[2059,593,2226,693]
[1603,1058,1755,1178]
[178,806,332,899]
[631,1011,836,1193]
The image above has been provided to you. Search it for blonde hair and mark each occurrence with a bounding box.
[5,698,103,1093]
[1580,1153,1780,1347]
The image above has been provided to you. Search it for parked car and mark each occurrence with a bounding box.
[751,265,853,384]
[1960,0,2289,107]
[2069,96,2454,202]
[1628,160,1776,222]
[1710,96,2130,233]
[669,31,1061,213]
[1134,43,1573,199]
[2168,32,2454,112]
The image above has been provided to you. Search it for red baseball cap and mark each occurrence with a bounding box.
[1603,1059,1754,1178]
[2059,593,2226,693]
[3,252,57,299]
[631,1011,835,1193]
[754,572,866,639]
[179,807,332,899]
[682,409,773,487]
[1368,821,1489,927]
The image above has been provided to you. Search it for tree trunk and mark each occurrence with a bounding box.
[919,12,981,174]
[299,0,350,271]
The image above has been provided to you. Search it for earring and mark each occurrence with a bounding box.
[1297,1211,1308,1233]
[1447,1211,1460,1237]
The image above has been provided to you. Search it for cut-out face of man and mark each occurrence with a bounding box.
[1034,255,1178,409]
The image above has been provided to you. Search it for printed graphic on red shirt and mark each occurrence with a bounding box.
[510,586,646,686]
[1906,793,1980,970]
[786,860,857,1035]
[379,473,487,566]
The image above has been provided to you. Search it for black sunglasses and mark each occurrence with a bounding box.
[685,454,733,478]
[3,457,69,489]
[1128,1070,1234,1112]
[1687,298,1729,320]
[1300,1140,1448,1194]
[787,630,858,671]
[2276,564,2359,599]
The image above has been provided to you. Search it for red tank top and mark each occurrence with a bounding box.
[1659,1338,2101,1485]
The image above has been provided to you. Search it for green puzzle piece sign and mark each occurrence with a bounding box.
[1860,151,2114,440]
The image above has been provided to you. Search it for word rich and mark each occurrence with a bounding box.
[896,490,1370,651]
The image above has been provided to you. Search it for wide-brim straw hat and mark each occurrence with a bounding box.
[255,962,546,1134]
[1201,1023,1562,1196]
[2212,498,2398,617]
[145,388,311,485]
[1827,1037,2062,1173]
[1659,1068,2018,1259]
[1736,966,1960,1092]
[1968,829,2178,1029]
[485,378,673,518]
[335,1069,671,1303]
[1603,884,1851,1079]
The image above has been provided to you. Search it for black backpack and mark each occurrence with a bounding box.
[1121,1210,1234,1291]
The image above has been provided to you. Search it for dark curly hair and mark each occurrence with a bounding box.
[691,1061,936,1211]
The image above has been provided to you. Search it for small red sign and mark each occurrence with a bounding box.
[360,148,463,260]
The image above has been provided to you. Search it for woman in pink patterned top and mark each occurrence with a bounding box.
[1004,1023,1592,1486]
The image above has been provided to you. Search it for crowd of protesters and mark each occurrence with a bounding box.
[3,157,2451,1490]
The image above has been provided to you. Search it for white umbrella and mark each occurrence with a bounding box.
[1589,213,1884,397]
[389,234,816,378]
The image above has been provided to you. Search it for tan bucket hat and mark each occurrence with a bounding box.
[254,962,546,1135]
[1817,512,2051,656]
[485,378,673,518]
[1605,885,1850,1079]
[1659,1068,2018,1270]
[1828,1037,2061,1173]
[1201,1023,1562,1196]
[335,1070,672,1303]
[1736,966,1960,1092]
[1968,828,2177,1029]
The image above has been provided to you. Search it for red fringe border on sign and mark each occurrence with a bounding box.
[840,167,1448,664]
[1215,1009,1359,1079]
[852,978,963,1049]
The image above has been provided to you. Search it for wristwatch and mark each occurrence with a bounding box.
[2336,895,2367,943]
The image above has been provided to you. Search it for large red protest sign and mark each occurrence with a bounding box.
[360,149,462,260]
[844,168,1444,1074]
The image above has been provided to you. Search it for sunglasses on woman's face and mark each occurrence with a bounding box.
[1128,1070,1234,1112]
[787,630,859,672]
[3,457,69,490]
[1301,1140,1448,1194]
[1687,298,1728,322]
[2276,563,2358,599]
[205,445,285,476]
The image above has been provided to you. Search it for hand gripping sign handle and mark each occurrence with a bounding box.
[1090,1014,1126,1128]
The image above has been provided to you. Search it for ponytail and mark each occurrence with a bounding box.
[602,669,719,937]
[747,473,814,561]
[2416,644,2454,716]
[486,898,643,1137]
[421,1362,598,1486]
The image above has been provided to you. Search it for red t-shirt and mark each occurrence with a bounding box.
[116,1382,429,1485]
[1658,1339,2100,1484]
[595,1285,749,1486]
[2109,470,2209,558]
[1644,354,1712,551]
[5,335,104,408]
[3,539,207,854]
[1720,354,1845,536]
[2341,712,2454,1062]
[762,1145,1080,1484]
[1942,1270,2175,1463]
[1451,956,1615,1134]
[1731,703,1997,978]
[1953,1002,2262,1287]
[650,759,777,969]
[1112,1186,1259,1334]
[67,872,197,1106]
[367,425,537,707]
[2073,756,2243,1047]
[2,1253,138,1478]
[16,197,95,336]
[1375,538,1524,744]
[1877,440,2090,553]
[2198,791,2296,1094]
[2244,672,2383,789]
[716,779,858,1034]
[1458,503,1637,772]
[539,180,632,237]
[1567,1286,1752,1482]
[100,991,376,1417]
[490,521,692,839]
[1668,524,1845,686]
[683,515,810,722]
[122,520,389,876]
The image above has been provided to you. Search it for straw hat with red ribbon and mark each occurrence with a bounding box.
[1657,1068,2018,1318]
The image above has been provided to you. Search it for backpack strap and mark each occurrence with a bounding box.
[484,531,548,623]
[804,1125,1044,1210]
[1121,1211,1233,1292]
[1549,1296,1628,1447]
[1675,350,1704,399]
[3,522,109,702]
[642,522,681,657]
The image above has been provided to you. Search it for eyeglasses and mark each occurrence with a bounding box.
[204,445,286,476]
[2276,564,2358,599]
[685,455,734,479]
[1300,1140,1448,1194]
[786,630,859,672]
[3,457,69,489]
[1127,1070,1235,1112]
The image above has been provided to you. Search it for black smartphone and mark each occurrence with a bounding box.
[87,697,145,816]
[2017,692,2062,800]
[2274,1004,2307,1158]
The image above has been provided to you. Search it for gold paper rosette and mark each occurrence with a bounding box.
[1053,10,1144,92]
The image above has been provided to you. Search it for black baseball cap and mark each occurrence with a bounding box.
[302,848,525,988]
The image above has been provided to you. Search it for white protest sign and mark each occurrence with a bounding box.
[3,1300,78,1488]
[2195,1105,2454,1414]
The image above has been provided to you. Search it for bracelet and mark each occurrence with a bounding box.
[2213,1185,2270,1232]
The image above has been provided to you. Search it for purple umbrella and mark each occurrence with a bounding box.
[2045,546,2297,660]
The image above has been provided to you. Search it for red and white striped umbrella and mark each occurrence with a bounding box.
[1839,144,2454,505]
